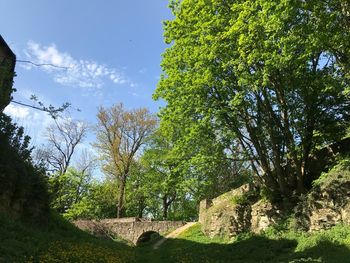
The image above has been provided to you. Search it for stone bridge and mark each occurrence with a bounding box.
[74,217,186,245]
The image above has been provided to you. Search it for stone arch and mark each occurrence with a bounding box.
[136,230,160,245]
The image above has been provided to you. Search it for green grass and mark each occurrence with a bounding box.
[0,213,135,263]
[1,215,350,263]
[136,223,350,263]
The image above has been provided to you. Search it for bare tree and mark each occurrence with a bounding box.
[71,149,96,205]
[38,118,88,176]
[95,103,157,218]
[75,148,96,176]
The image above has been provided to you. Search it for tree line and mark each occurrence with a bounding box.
[37,103,237,220]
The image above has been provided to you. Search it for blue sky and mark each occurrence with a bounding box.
[1,1,173,161]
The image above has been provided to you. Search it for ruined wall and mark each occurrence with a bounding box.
[295,172,350,231]
[199,184,284,238]
[0,35,16,112]
[200,166,350,239]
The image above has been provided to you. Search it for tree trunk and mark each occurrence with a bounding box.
[138,198,144,218]
[163,195,169,220]
[117,176,126,218]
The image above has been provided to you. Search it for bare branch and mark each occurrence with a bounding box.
[16,59,69,70]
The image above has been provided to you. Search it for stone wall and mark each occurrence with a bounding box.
[295,178,350,231]
[200,165,350,239]
[74,218,186,245]
[199,184,283,238]
[201,201,251,239]
[251,200,281,234]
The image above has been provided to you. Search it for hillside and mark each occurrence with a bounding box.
[2,214,350,263]
[0,213,135,263]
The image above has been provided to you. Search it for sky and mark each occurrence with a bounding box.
[1,1,173,168]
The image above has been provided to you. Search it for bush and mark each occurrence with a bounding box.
[313,156,350,188]
[0,113,49,222]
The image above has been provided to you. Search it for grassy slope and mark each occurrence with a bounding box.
[2,215,350,263]
[0,213,135,263]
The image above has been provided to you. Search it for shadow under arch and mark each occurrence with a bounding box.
[136,231,161,245]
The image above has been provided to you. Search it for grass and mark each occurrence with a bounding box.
[0,213,135,263]
[136,223,350,263]
[1,215,350,262]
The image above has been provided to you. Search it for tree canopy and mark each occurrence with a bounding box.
[155,0,350,202]
[95,103,157,217]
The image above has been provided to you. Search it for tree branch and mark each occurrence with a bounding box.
[16,59,69,70]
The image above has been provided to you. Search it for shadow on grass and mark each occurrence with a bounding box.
[0,213,135,262]
[136,235,350,263]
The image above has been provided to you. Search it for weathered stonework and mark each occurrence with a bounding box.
[202,202,251,238]
[295,180,350,231]
[74,218,185,245]
[211,183,253,206]
[200,184,256,239]
[251,200,281,234]
[200,156,350,238]
[199,199,212,224]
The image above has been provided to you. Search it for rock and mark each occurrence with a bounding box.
[201,201,251,239]
[251,200,281,234]
[200,166,350,239]
[200,184,256,239]
[295,178,350,231]
[341,203,350,225]
[199,199,212,224]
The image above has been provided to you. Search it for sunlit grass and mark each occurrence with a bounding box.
[136,222,350,263]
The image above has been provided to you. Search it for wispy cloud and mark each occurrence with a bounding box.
[130,92,139,97]
[22,41,133,91]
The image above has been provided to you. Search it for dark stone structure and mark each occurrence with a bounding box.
[0,35,16,112]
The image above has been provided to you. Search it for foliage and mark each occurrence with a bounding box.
[49,168,93,215]
[0,113,49,221]
[124,128,242,221]
[27,94,71,119]
[95,103,157,217]
[313,156,350,188]
[64,179,119,220]
[230,194,249,205]
[155,0,350,201]
[138,130,184,219]
[34,118,89,214]
[136,124,252,220]
[0,53,16,111]
[124,161,152,218]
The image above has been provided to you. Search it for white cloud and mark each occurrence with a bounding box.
[22,41,132,91]
[4,104,30,119]
[4,103,54,144]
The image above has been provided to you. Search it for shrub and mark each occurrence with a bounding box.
[0,113,49,222]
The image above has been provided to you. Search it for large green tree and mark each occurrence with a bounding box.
[155,0,350,202]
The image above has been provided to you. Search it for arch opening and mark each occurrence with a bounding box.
[136,231,160,245]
